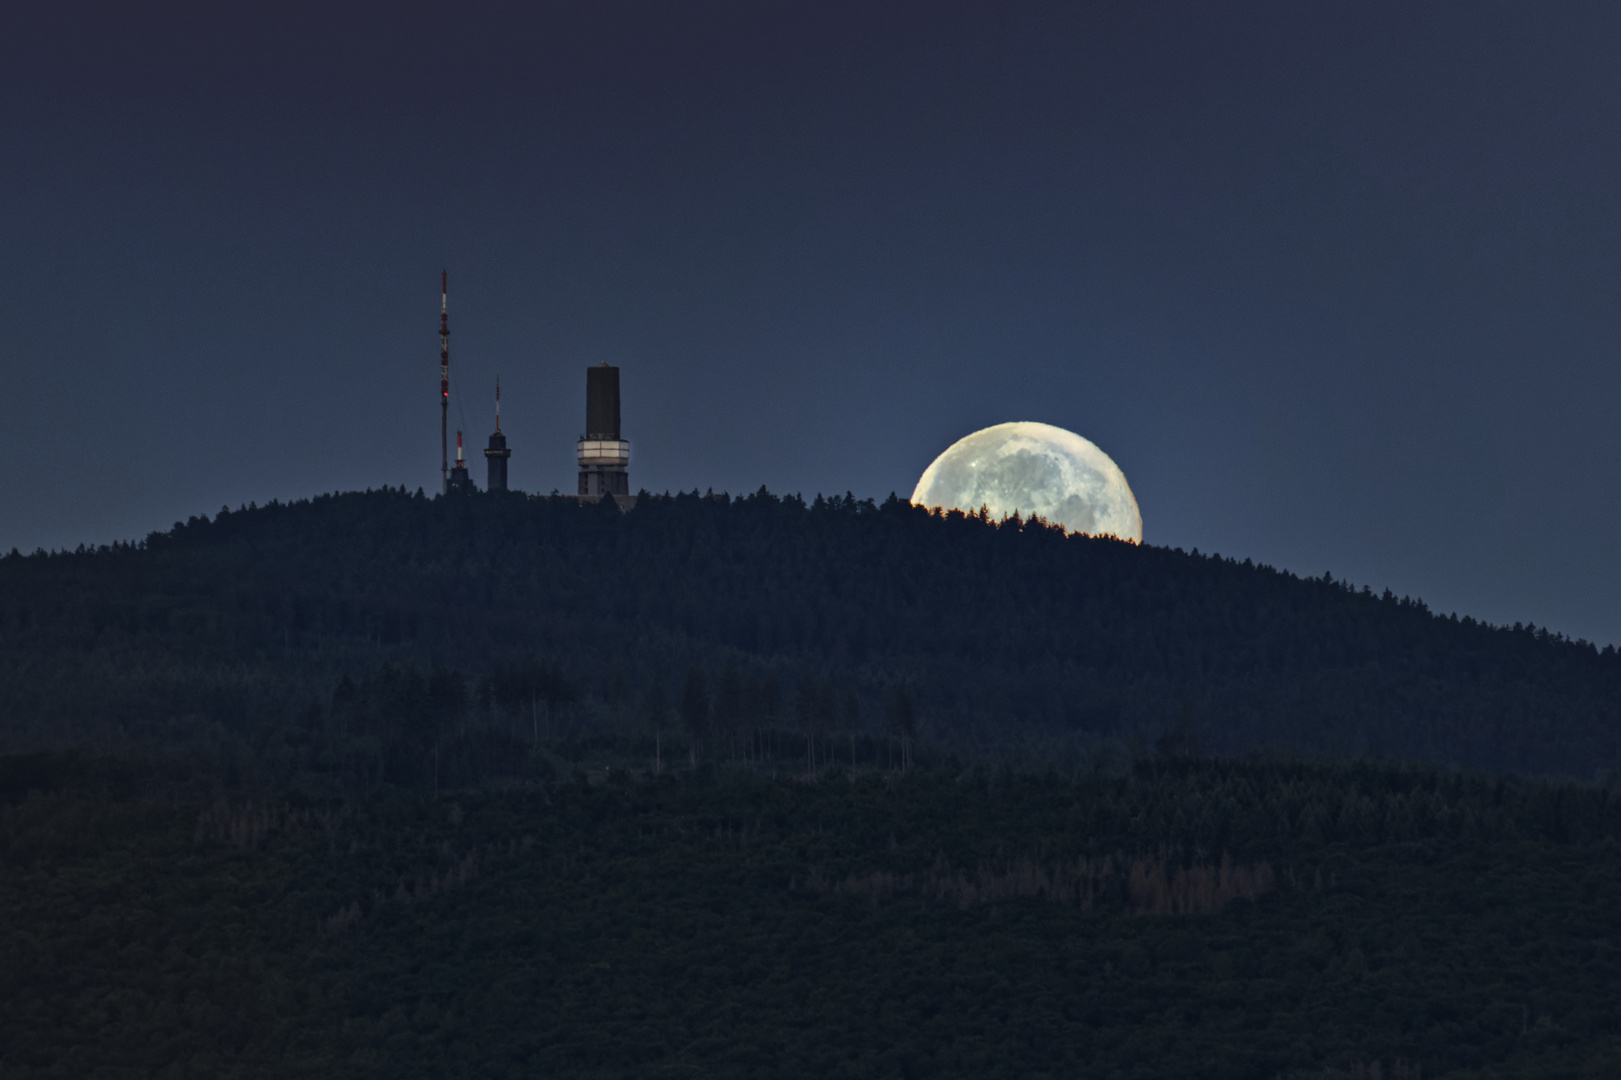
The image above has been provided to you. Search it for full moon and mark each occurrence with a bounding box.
[911,421,1142,542]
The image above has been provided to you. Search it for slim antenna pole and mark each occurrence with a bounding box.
[495,377,502,432]
[440,271,450,493]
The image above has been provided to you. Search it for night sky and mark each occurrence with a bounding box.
[5,2,1620,645]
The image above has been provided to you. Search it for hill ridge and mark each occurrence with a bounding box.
[1,487,1616,782]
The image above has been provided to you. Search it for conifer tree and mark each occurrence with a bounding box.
[885,684,917,774]
[714,665,744,761]
[680,666,710,767]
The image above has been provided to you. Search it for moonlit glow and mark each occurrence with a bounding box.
[911,421,1142,542]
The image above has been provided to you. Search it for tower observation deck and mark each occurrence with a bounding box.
[577,363,630,497]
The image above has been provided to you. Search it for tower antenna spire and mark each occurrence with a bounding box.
[439,271,450,493]
[495,377,501,433]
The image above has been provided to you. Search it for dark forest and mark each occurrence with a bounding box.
[1,487,1617,787]
[3,489,1619,1077]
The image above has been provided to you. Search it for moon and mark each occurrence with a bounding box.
[911,421,1142,542]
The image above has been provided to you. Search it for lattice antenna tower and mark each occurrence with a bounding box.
[439,271,450,494]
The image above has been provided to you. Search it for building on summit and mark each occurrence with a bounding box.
[434,278,637,503]
[577,363,630,498]
[485,380,510,493]
[446,431,474,494]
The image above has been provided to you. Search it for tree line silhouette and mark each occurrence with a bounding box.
[0,485,1616,789]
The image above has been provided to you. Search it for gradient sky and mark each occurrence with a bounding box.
[5,1,1620,644]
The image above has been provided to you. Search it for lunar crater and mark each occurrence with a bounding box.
[911,421,1141,542]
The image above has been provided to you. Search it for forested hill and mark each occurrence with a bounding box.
[1,487,1617,781]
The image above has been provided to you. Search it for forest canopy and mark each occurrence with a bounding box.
[0,487,1616,789]
[6,490,1621,1078]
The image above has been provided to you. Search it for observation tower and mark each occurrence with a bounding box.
[577,363,629,497]
[485,380,511,492]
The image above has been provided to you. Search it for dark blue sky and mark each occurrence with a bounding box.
[5,1,1620,644]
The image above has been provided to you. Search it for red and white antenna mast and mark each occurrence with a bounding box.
[440,271,450,493]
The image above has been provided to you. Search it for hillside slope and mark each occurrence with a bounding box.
[0,488,1616,780]
[3,754,1620,1078]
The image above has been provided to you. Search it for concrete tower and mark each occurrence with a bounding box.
[485,380,511,492]
[577,363,629,497]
